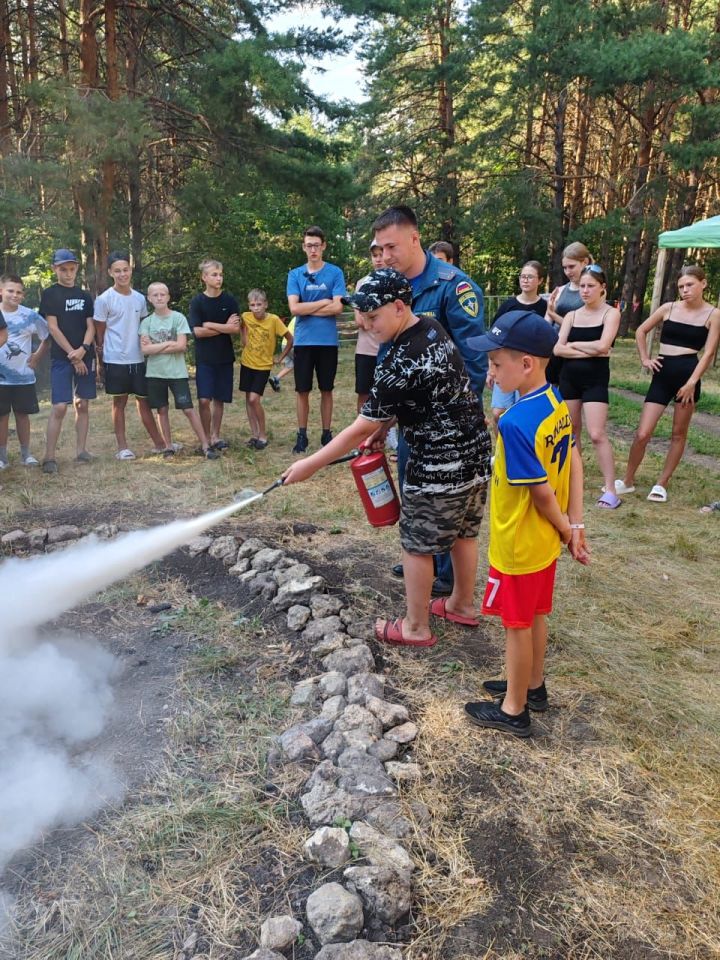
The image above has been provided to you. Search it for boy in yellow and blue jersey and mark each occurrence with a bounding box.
[464,311,590,737]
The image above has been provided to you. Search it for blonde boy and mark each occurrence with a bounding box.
[139,283,219,460]
[239,289,292,449]
[0,274,49,468]
[464,311,590,738]
[188,259,240,450]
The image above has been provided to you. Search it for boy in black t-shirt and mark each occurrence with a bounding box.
[283,268,492,648]
[39,249,96,474]
[188,259,240,450]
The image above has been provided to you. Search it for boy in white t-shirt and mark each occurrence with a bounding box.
[0,274,49,468]
[94,252,166,460]
[140,283,219,460]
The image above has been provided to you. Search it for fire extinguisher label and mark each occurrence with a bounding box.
[362,467,395,507]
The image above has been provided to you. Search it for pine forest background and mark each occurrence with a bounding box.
[1,0,720,333]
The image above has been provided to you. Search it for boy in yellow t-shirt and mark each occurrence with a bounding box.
[239,289,293,449]
[463,311,590,737]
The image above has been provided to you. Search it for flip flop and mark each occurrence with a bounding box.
[614,480,635,495]
[647,485,668,503]
[429,596,480,627]
[597,490,622,509]
[374,618,437,648]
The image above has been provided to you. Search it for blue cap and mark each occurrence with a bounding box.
[52,248,78,265]
[466,309,558,358]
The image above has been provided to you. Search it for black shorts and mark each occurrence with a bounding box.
[239,364,270,396]
[104,361,148,398]
[0,383,40,416]
[645,354,701,407]
[195,362,234,403]
[146,377,193,410]
[355,354,377,395]
[293,345,338,393]
[559,357,609,403]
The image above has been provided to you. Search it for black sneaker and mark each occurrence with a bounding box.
[391,563,404,578]
[292,430,309,454]
[431,577,453,597]
[269,375,281,392]
[464,700,532,738]
[205,448,221,460]
[321,429,333,446]
[482,679,548,712]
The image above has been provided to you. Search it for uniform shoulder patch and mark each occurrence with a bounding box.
[456,280,479,318]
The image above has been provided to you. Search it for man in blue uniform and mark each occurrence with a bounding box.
[372,205,490,594]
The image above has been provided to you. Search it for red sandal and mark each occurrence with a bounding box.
[429,597,480,627]
[374,618,437,648]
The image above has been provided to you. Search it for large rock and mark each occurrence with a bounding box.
[347,673,385,706]
[278,727,320,762]
[287,605,311,632]
[349,822,414,876]
[305,882,364,945]
[208,535,238,564]
[46,524,81,544]
[385,762,421,783]
[321,695,347,722]
[364,801,414,839]
[273,576,326,611]
[304,826,351,868]
[300,782,364,826]
[335,705,383,740]
[290,680,317,707]
[323,645,375,677]
[251,547,284,571]
[28,527,48,550]
[259,915,302,951]
[318,671,347,698]
[228,557,251,577]
[297,716,335,745]
[314,942,403,960]
[321,731,346,762]
[1,529,29,548]
[312,633,347,657]
[274,562,313,586]
[311,594,345,619]
[236,536,267,559]
[248,572,278,599]
[186,534,213,557]
[301,616,344,643]
[93,522,118,539]
[344,864,412,923]
[368,740,398,762]
[383,722,417,744]
[366,697,409,731]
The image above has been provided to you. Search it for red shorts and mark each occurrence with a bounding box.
[481,561,557,629]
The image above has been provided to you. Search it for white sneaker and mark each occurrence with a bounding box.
[22,454,40,466]
[115,448,136,460]
[0,458,8,470]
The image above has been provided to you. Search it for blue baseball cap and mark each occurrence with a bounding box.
[52,248,78,265]
[467,310,558,358]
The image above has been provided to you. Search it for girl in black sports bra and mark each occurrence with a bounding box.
[616,265,720,503]
[554,265,622,508]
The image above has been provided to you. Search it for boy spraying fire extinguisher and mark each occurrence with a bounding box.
[282,268,492,648]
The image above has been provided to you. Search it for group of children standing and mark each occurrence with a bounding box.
[0,251,294,472]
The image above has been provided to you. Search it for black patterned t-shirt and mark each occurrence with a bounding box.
[361,315,491,494]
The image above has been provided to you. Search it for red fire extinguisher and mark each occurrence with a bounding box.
[349,445,401,527]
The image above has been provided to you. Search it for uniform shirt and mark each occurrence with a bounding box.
[188,291,239,366]
[139,311,191,380]
[490,383,573,575]
[39,283,94,361]
[408,251,488,402]
[0,306,49,385]
[240,312,288,370]
[361,316,490,494]
[286,262,347,347]
[94,287,147,365]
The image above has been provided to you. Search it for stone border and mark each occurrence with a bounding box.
[2,524,419,959]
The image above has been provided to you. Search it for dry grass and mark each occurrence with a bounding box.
[2,345,720,958]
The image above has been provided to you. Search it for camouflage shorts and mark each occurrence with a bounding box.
[400,482,487,555]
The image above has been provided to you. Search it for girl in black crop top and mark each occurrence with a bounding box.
[554,265,622,508]
[616,265,720,503]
